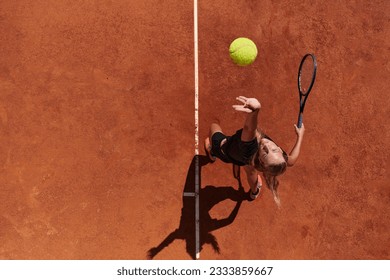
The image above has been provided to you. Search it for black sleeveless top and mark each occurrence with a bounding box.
[221,129,288,166]
[222,129,258,166]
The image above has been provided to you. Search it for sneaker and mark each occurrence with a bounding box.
[250,187,261,200]
[249,175,262,200]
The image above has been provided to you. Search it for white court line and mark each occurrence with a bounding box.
[193,0,200,260]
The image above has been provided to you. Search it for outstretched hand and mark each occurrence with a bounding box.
[232,96,261,113]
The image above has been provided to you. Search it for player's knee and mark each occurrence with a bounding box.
[210,123,222,132]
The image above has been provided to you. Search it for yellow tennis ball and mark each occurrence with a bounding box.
[229,37,258,66]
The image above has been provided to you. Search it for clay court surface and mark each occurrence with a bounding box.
[0,0,389,260]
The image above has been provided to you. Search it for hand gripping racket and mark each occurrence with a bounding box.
[297,53,317,128]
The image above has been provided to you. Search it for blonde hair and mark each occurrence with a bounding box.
[252,134,288,207]
[264,173,282,207]
[253,150,287,207]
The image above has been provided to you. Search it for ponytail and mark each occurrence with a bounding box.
[264,173,281,207]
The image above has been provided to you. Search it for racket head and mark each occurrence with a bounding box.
[298,53,317,96]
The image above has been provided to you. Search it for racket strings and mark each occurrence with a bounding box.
[299,58,315,95]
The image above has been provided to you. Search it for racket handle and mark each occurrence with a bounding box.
[297,113,303,128]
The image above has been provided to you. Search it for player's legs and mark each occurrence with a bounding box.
[205,123,222,162]
[205,123,231,163]
[209,122,223,139]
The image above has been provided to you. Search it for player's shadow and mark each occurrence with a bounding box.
[147,155,250,259]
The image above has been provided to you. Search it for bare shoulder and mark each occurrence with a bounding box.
[287,157,295,167]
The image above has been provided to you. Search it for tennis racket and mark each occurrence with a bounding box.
[297,53,317,128]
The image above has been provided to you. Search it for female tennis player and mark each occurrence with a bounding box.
[204,96,305,207]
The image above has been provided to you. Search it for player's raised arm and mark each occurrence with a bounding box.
[232,96,261,142]
[287,123,305,166]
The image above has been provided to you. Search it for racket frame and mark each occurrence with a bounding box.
[297,53,317,128]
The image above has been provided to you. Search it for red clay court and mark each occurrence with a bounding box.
[0,0,389,260]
